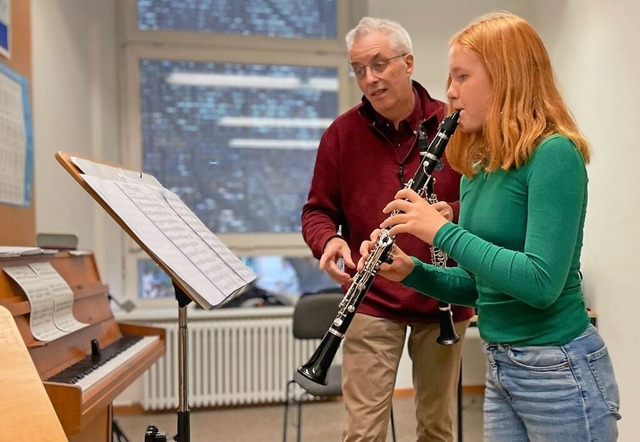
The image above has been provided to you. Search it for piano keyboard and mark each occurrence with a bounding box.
[47,335,160,391]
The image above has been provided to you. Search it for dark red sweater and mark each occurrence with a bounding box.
[301,81,474,323]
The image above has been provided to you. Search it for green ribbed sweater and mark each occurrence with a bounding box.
[403,134,591,345]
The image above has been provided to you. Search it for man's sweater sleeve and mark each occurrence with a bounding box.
[301,126,343,259]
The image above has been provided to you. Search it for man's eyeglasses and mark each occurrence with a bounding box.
[350,53,408,79]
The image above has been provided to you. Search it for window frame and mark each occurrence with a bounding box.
[117,0,365,306]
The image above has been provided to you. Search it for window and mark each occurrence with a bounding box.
[138,59,337,234]
[119,0,363,307]
[136,0,338,39]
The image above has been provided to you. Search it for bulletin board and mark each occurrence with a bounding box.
[0,0,34,246]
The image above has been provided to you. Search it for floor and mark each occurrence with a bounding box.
[114,393,484,441]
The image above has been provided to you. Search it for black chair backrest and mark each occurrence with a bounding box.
[292,293,343,339]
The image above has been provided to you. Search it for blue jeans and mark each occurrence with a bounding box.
[483,324,621,441]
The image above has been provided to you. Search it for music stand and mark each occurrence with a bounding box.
[55,151,255,442]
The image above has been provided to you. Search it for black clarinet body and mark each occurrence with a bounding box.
[297,111,460,386]
[425,171,461,347]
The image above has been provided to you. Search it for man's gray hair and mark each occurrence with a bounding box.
[345,17,413,54]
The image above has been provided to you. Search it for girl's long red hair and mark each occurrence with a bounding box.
[446,12,590,177]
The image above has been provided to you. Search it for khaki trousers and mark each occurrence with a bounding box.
[342,313,469,442]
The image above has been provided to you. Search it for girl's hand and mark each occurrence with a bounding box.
[357,229,415,282]
[380,188,449,244]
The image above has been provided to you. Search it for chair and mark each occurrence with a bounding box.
[282,293,396,442]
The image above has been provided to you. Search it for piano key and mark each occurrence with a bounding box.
[47,336,141,384]
[47,335,160,391]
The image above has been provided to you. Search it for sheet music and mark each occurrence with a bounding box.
[81,174,255,309]
[71,156,163,187]
[28,262,88,333]
[0,246,44,257]
[163,188,255,283]
[2,265,67,342]
[127,184,241,294]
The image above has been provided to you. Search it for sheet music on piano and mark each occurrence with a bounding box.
[3,262,89,342]
[60,153,256,309]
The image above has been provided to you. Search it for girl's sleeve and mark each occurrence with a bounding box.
[434,138,586,309]
[402,257,479,306]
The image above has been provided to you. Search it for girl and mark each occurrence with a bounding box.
[360,12,621,441]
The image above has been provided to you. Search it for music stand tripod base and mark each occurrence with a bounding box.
[145,425,167,442]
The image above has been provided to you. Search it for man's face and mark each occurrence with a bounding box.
[348,31,413,118]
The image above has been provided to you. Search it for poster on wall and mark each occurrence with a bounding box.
[0,62,33,206]
[0,0,9,59]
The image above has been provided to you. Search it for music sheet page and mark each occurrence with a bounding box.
[2,265,68,342]
[29,262,89,332]
[81,174,255,309]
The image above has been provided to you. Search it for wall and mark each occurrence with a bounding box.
[31,1,639,438]
[534,1,640,436]
[31,0,123,294]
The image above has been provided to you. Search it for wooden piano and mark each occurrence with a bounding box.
[0,251,165,442]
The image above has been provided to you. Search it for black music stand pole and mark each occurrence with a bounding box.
[174,282,192,442]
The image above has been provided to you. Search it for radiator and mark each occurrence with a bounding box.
[142,311,332,410]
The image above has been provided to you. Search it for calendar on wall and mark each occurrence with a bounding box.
[0,62,32,207]
[0,0,9,59]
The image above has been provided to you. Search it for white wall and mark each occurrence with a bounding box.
[534,1,640,437]
[32,0,124,295]
[31,1,639,437]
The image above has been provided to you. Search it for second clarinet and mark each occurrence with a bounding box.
[297,110,461,386]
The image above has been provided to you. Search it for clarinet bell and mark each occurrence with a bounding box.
[437,302,460,346]
[437,329,460,346]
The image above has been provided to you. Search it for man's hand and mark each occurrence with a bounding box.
[319,237,355,285]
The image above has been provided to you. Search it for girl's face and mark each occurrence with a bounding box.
[446,43,492,133]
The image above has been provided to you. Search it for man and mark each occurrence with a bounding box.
[301,17,474,441]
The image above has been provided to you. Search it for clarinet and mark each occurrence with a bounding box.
[297,111,460,386]
[427,179,461,346]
